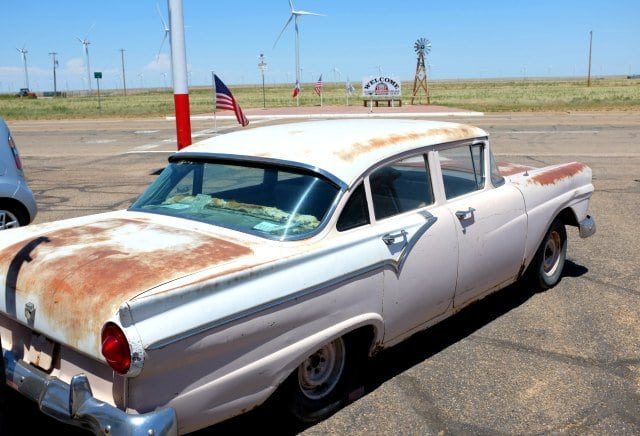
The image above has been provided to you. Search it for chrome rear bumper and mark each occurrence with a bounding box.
[579,215,596,238]
[2,348,177,435]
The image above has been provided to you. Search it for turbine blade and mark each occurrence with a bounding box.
[76,36,84,44]
[157,33,168,60]
[295,10,325,16]
[157,3,168,30]
[85,23,95,39]
[288,0,294,12]
[273,15,294,48]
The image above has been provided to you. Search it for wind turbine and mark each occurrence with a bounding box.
[76,24,94,92]
[273,0,324,105]
[156,4,170,61]
[332,67,341,82]
[16,47,29,89]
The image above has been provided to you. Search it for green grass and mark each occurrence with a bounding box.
[1,77,638,120]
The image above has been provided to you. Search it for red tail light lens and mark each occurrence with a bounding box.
[7,134,22,170]
[101,322,131,374]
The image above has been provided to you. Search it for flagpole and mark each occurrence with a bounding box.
[211,71,217,134]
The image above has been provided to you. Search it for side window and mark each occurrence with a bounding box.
[489,152,505,187]
[369,155,434,220]
[439,144,486,199]
[337,184,369,231]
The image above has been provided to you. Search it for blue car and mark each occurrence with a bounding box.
[0,119,37,229]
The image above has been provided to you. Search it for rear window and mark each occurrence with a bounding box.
[131,160,340,240]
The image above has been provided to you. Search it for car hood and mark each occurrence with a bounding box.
[0,213,256,359]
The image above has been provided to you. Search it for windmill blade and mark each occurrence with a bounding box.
[288,0,294,12]
[294,10,325,16]
[76,36,84,44]
[84,23,95,40]
[157,33,169,61]
[273,14,294,48]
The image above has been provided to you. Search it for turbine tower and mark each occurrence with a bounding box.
[273,0,324,105]
[16,47,29,89]
[76,25,94,92]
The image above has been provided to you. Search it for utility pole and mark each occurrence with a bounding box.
[120,48,127,96]
[587,30,593,87]
[258,53,267,109]
[49,52,58,94]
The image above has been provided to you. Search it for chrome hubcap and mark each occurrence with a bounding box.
[542,230,561,276]
[0,210,20,230]
[298,338,346,400]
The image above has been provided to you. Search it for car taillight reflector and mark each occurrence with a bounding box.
[101,322,131,375]
[7,134,22,170]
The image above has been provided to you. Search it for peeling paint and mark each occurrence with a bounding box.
[337,126,480,162]
[497,161,536,177]
[0,217,253,356]
[528,162,587,186]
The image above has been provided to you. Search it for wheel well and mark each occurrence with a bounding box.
[557,207,578,228]
[344,325,378,356]
[0,198,30,225]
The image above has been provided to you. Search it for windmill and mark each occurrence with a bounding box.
[16,47,29,90]
[76,25,94,92]
[411,37,431,104]
[273,0,324,105]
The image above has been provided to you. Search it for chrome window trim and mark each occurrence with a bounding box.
[130,155,346,242]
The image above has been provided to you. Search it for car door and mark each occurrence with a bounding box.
[437,142,527,308]
[363,154,459,343]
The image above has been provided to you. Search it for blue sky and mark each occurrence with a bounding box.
[0,0,638,91]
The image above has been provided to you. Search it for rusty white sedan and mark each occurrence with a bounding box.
[0,120,595,434]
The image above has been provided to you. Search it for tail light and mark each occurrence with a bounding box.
[101,322,132,374]
[7,134,23,170]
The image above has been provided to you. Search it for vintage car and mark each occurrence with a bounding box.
[0,120,595,434]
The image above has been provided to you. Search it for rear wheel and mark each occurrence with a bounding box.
[528,218,567,289]
[287,335,362,423]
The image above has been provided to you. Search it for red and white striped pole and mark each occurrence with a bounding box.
[168,0,191,149]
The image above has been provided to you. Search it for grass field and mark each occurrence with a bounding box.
[1,77,638,120]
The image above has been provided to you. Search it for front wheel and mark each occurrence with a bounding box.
[528,218,567,289]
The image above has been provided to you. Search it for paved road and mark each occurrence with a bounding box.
[1,112,639,435]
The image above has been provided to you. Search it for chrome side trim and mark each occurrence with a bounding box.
[2,349,177,435]
[579,215,596,238]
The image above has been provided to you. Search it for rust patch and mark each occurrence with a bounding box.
[529,162,587,186]
[497,161,535,177]
[0,217,253,354]
[337,126,480,162]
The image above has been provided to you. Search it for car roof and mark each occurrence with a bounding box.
[175,119,488,187]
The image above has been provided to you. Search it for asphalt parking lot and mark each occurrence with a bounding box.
[1,112,639,434]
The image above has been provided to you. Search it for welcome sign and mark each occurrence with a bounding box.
[362,76,402,98]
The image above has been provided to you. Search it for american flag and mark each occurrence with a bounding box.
[314,74,323,96]
[213,74,249,127]
[292,81,300,98]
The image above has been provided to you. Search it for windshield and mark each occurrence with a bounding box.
[130,160,340,239]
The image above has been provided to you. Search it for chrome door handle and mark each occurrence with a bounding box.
[455,208,475,221]
[382,230,407,245]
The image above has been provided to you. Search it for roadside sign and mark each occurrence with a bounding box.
[94,72,103,79]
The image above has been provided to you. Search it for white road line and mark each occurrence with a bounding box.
[499,130,600,134]
[134,130,160,134]
[86,139,117,144]
[124,150,175,154]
